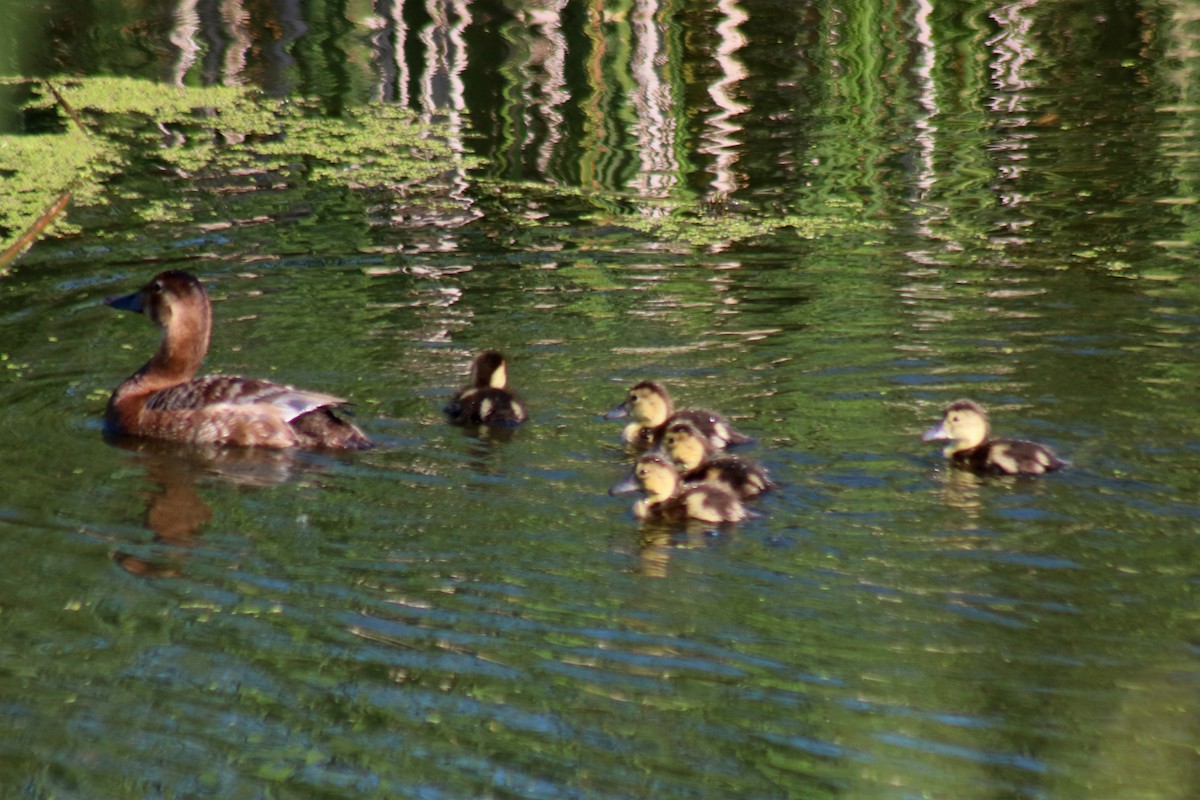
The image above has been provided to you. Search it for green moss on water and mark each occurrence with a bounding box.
[585,202,888,249]
[0,125,101,251]
[38,77,267,125]
[0,76,477,264]
[3,75,877,265]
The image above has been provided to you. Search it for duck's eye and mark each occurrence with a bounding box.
[951,415,959,423]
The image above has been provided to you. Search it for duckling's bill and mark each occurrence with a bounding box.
[602,402,630,421]
[609,474,640,495]
[921,421,950,442]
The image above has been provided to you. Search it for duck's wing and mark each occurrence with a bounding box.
[674,409,752,449]
[989,439,1067,475]
[145,376,348,422]
[706,457,773,497]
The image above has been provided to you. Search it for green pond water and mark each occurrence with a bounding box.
[3,1,1200,798]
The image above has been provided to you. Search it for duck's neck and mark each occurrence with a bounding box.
[946,431,987,457]
[488,362,507,389]
[674,439,706,470]
[134,308,211,390]
[643,476,679,505]
[639,396,671,427]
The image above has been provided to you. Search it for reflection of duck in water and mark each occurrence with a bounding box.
[604,380,749,450]
[105,270,372,450]
[610,453,747,524]
[662,420,772,500]
[107,438,322,577]
[444,350,527,427]
[922,399,1066,476]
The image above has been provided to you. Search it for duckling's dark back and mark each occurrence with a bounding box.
[446,350,526,427]
[956,439,1065,476]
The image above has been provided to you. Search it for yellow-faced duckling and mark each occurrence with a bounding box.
[922,399,1066,476]
[444,350,527,427]
[604,380,750,450]
[663,419,772,499]
[105,270,372,450]
[610,453,747,524]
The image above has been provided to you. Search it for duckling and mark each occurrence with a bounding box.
[922,399,1066,476]
[444,350,527,427]
[105,270,372,450]
[609,453,747,524]
[663,419,772,499]
[603,380,750,450]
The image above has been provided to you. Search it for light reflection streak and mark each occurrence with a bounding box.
[910,0,939,202]
[986,0,1039,209]
[902,0,953,272]
[630,0,680,200]
[419,0,480,230]
[369,0,409,106]
[987,0,1039,103]
[517,2,570,176]
[167,0,201,87]
[701,0,749,198]
[219,0,252,85]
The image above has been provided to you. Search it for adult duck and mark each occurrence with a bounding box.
[922,399,1065,476]
[105,270,371,450]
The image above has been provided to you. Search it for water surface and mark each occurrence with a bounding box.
[3,1,1200,798]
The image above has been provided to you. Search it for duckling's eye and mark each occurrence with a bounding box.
[951,414,960,422]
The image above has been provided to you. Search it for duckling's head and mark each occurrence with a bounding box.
[663,420,709,470]
[922,399,989,454]
[609,453,680,505]
[469,350,509,389]
[106,271,212,365]
[604,380,672,426]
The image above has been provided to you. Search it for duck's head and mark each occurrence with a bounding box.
[663,420,709,470]
[609,453,680,504]
[922,399,989,454]
[603,380,672,426]
[469,350,509,389]
[106,271,212,371]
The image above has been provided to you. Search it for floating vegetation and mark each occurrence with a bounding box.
[601,202,888,250]
[1,75,887,269]
[0,76,479,270]
[475,179,888,253]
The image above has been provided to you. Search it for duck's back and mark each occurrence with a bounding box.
[683,456,771,499]
[956,439,1065,476]
[680,483,747,523]
[670,409,750,450]
[446,387,527,427]
[648,483,745,524]
[110,375,370,449]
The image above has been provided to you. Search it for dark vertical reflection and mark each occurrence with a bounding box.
[292,0,354,113]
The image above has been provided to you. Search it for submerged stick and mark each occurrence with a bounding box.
[42,79,88,135]
[0,80,88,273]
[0,191,73,273]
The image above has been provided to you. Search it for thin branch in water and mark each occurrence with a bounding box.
[0,80,91,273]
[0,192,73,273]
[43,79,89,135]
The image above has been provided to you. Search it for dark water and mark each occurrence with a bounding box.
[4,1,1200,798]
